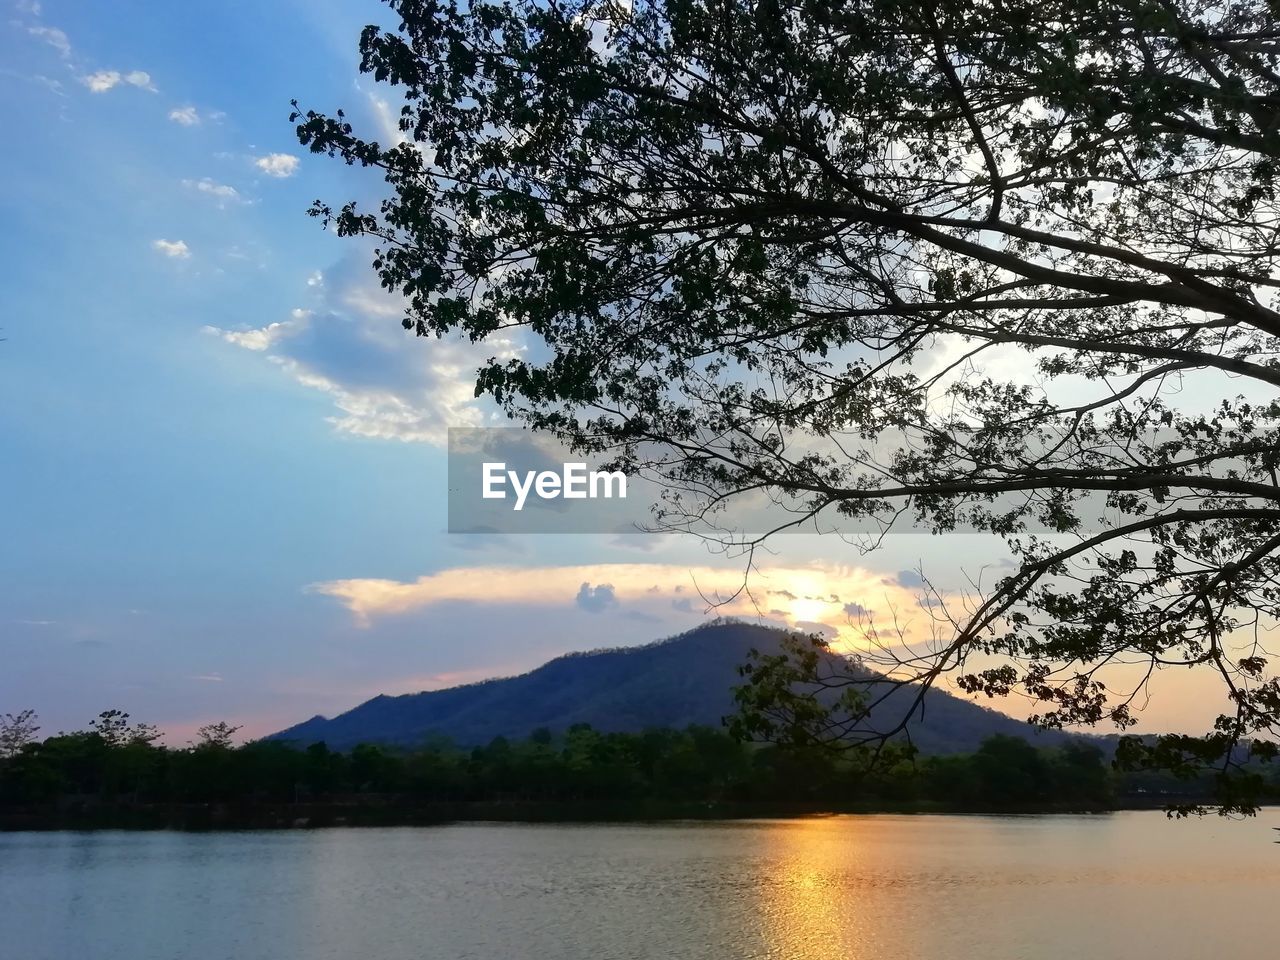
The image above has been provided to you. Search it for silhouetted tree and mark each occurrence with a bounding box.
[0,713,1245,821]
[0,710,39,758]
[91,709,161,747]
[194,722,242,749]
[295,0,1280,810]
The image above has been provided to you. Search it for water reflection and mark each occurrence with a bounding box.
[751,812,1280,960]
[757,819,872,960]
[0,812,1277,960]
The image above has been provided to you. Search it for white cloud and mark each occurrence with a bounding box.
[254,153,299,178]
[81,69,155,93]
[81,71,119,93]
[203,309,308,351]
[124,70,155,91]
[27,25,70,58]
[367,93,408,147]
[153,239,190,259]
[268,354,492,444]
[363,88,433,164]
[169,105,200,125]
[182,177,243,207]
[206,252,521,445]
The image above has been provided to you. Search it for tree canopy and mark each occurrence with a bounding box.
[294,0,1280,808]
[0,708,1186,825]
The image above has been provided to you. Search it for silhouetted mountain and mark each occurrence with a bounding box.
[268,622,1068,754]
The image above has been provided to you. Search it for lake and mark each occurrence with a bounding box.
[1,811,1276,959]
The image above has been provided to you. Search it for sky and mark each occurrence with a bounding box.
[0,0,1230,743]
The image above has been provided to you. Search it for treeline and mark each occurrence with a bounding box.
[1,709,1265,827]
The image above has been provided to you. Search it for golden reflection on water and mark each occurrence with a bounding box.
[749,811,1280,960]
[755,817,876,960]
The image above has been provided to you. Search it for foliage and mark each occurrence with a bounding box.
[0,709,39,759]
[0,707,1159,818]
[90,709,162,748]
[195,722,243,749]
[293,0,1280,808]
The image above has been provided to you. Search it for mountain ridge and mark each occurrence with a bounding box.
[268,621,1069,754]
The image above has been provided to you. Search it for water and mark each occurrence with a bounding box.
[1,812,1276,959]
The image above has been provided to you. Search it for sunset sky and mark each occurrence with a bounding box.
[0,0,1231,742]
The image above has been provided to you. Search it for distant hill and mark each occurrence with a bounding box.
[268,622,1068,754]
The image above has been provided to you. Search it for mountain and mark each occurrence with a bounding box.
[268,622,1067,754]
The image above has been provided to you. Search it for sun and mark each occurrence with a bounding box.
[788,597,828,625]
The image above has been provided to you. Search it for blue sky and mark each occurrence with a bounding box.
[0,0,1220,741]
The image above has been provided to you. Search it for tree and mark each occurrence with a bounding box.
[0,710,39,759]
[90,709,161,748]
[972,733,1048,803]
[295,0,1280,809]
[194,721,242,749]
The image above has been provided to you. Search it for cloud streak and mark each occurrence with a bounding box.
[203,310,308,351]
[309,561,928,649]
[182,177,244,207]
[28,25,70,58]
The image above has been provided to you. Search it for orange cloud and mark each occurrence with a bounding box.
[308,562,939,651]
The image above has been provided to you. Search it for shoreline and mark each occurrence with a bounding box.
[0,795,1215,831]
